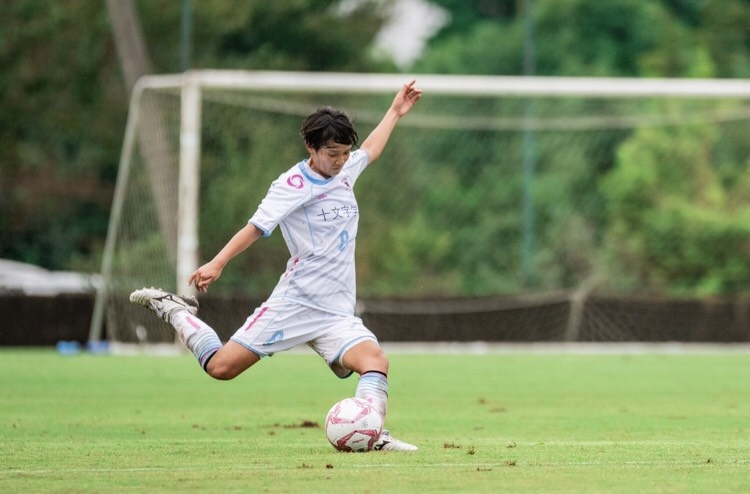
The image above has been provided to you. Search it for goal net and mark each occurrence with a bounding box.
[90,71,750,348]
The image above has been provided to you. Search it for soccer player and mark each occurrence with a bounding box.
[130,80,422,451]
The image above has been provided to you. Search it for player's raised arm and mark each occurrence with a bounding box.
[361,80,422,164]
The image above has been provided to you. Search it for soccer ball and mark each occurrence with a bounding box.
[325,397,383,452]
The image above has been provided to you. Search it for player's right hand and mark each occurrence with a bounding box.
[189,262,223,292]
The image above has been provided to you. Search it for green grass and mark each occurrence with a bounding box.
[1,348,749,493]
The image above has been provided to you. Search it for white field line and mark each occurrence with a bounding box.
[5,459,750,476]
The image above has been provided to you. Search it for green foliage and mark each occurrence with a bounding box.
[699,0,750,78]
[418,0,668,76]
[3,0,750,298]
[214,1,391,72]
[0,1,392,273]
[602,112,750,295]
[416,20,524,75]
[136,0,395,73]
[428,0,518,41]
[419,0,750,78]
[411,0,750,295]
[0,1,124,270]
[534,0,666,76]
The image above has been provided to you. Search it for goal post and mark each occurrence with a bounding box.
[90,70,750,348]
[88,72,194,347]
[177,74,201,299]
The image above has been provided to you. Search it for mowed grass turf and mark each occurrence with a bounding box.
[1,347,749,493]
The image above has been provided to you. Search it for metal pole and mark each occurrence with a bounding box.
[181,0,192,72]
[521,0,537,288]
[177,73,201,296]
[88,81,146,343]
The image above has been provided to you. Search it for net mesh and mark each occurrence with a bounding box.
[102,74,750,344]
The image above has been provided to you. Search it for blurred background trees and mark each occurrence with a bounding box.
[2,0,750,296]
[0,0,393,273]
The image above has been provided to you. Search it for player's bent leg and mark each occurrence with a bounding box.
[341,340,389,376]
[204,340,261,380]
[131,288,224,370]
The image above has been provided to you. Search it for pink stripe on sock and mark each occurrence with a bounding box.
[243,306,269,332]
[186,316,202,330]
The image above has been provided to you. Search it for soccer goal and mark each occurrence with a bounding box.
[90,70,750,349]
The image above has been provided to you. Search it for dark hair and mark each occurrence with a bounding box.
[300,106,358,150]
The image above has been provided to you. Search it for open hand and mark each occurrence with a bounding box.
[391,80,422,117]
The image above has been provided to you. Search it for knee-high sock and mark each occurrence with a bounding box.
[355,371,388,418]
[170,311,222,370]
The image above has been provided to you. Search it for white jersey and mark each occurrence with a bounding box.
[248,149,369,316]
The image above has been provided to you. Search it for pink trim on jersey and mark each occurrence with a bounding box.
[284,257,300,278]
[243,306,269,331]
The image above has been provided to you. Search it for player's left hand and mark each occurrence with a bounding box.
[391,80,422,117]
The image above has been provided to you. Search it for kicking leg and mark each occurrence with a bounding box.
[170,311,260,379]
[203,341,260,380]
[130,287,259,380]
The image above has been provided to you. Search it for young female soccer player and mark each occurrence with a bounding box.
[131,80,422,451]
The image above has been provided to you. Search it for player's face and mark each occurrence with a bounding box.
[307,141,352,178]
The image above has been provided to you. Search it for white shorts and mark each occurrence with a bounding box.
[229,299,378,378]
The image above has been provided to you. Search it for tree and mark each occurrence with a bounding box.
[698,0,750,78]
[0,0,123,270]
[417,0,669,77]
[106,0,179,262]
[130,0,395,73]
[0,1,393,272]
[601,116,750,295]
[408,0,750,296]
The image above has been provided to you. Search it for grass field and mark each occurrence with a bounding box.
[1,346,749,493]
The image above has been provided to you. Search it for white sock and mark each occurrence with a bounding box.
[355,371,389,418]
[170,311,222,370]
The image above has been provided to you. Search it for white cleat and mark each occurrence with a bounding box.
[129,287,198,324]
[373,430,418,452]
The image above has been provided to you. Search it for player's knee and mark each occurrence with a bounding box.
[202,344,259,380]
[205,360,241,381]
[367,347,389,374]
[377,347,389,367]
[343,341,389,375]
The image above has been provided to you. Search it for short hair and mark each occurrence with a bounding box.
[300,106,358,150]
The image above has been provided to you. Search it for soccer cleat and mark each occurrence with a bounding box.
[129,287,199,324]
[373,430,418,452]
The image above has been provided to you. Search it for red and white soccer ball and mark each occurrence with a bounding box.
[325,397,383,452]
